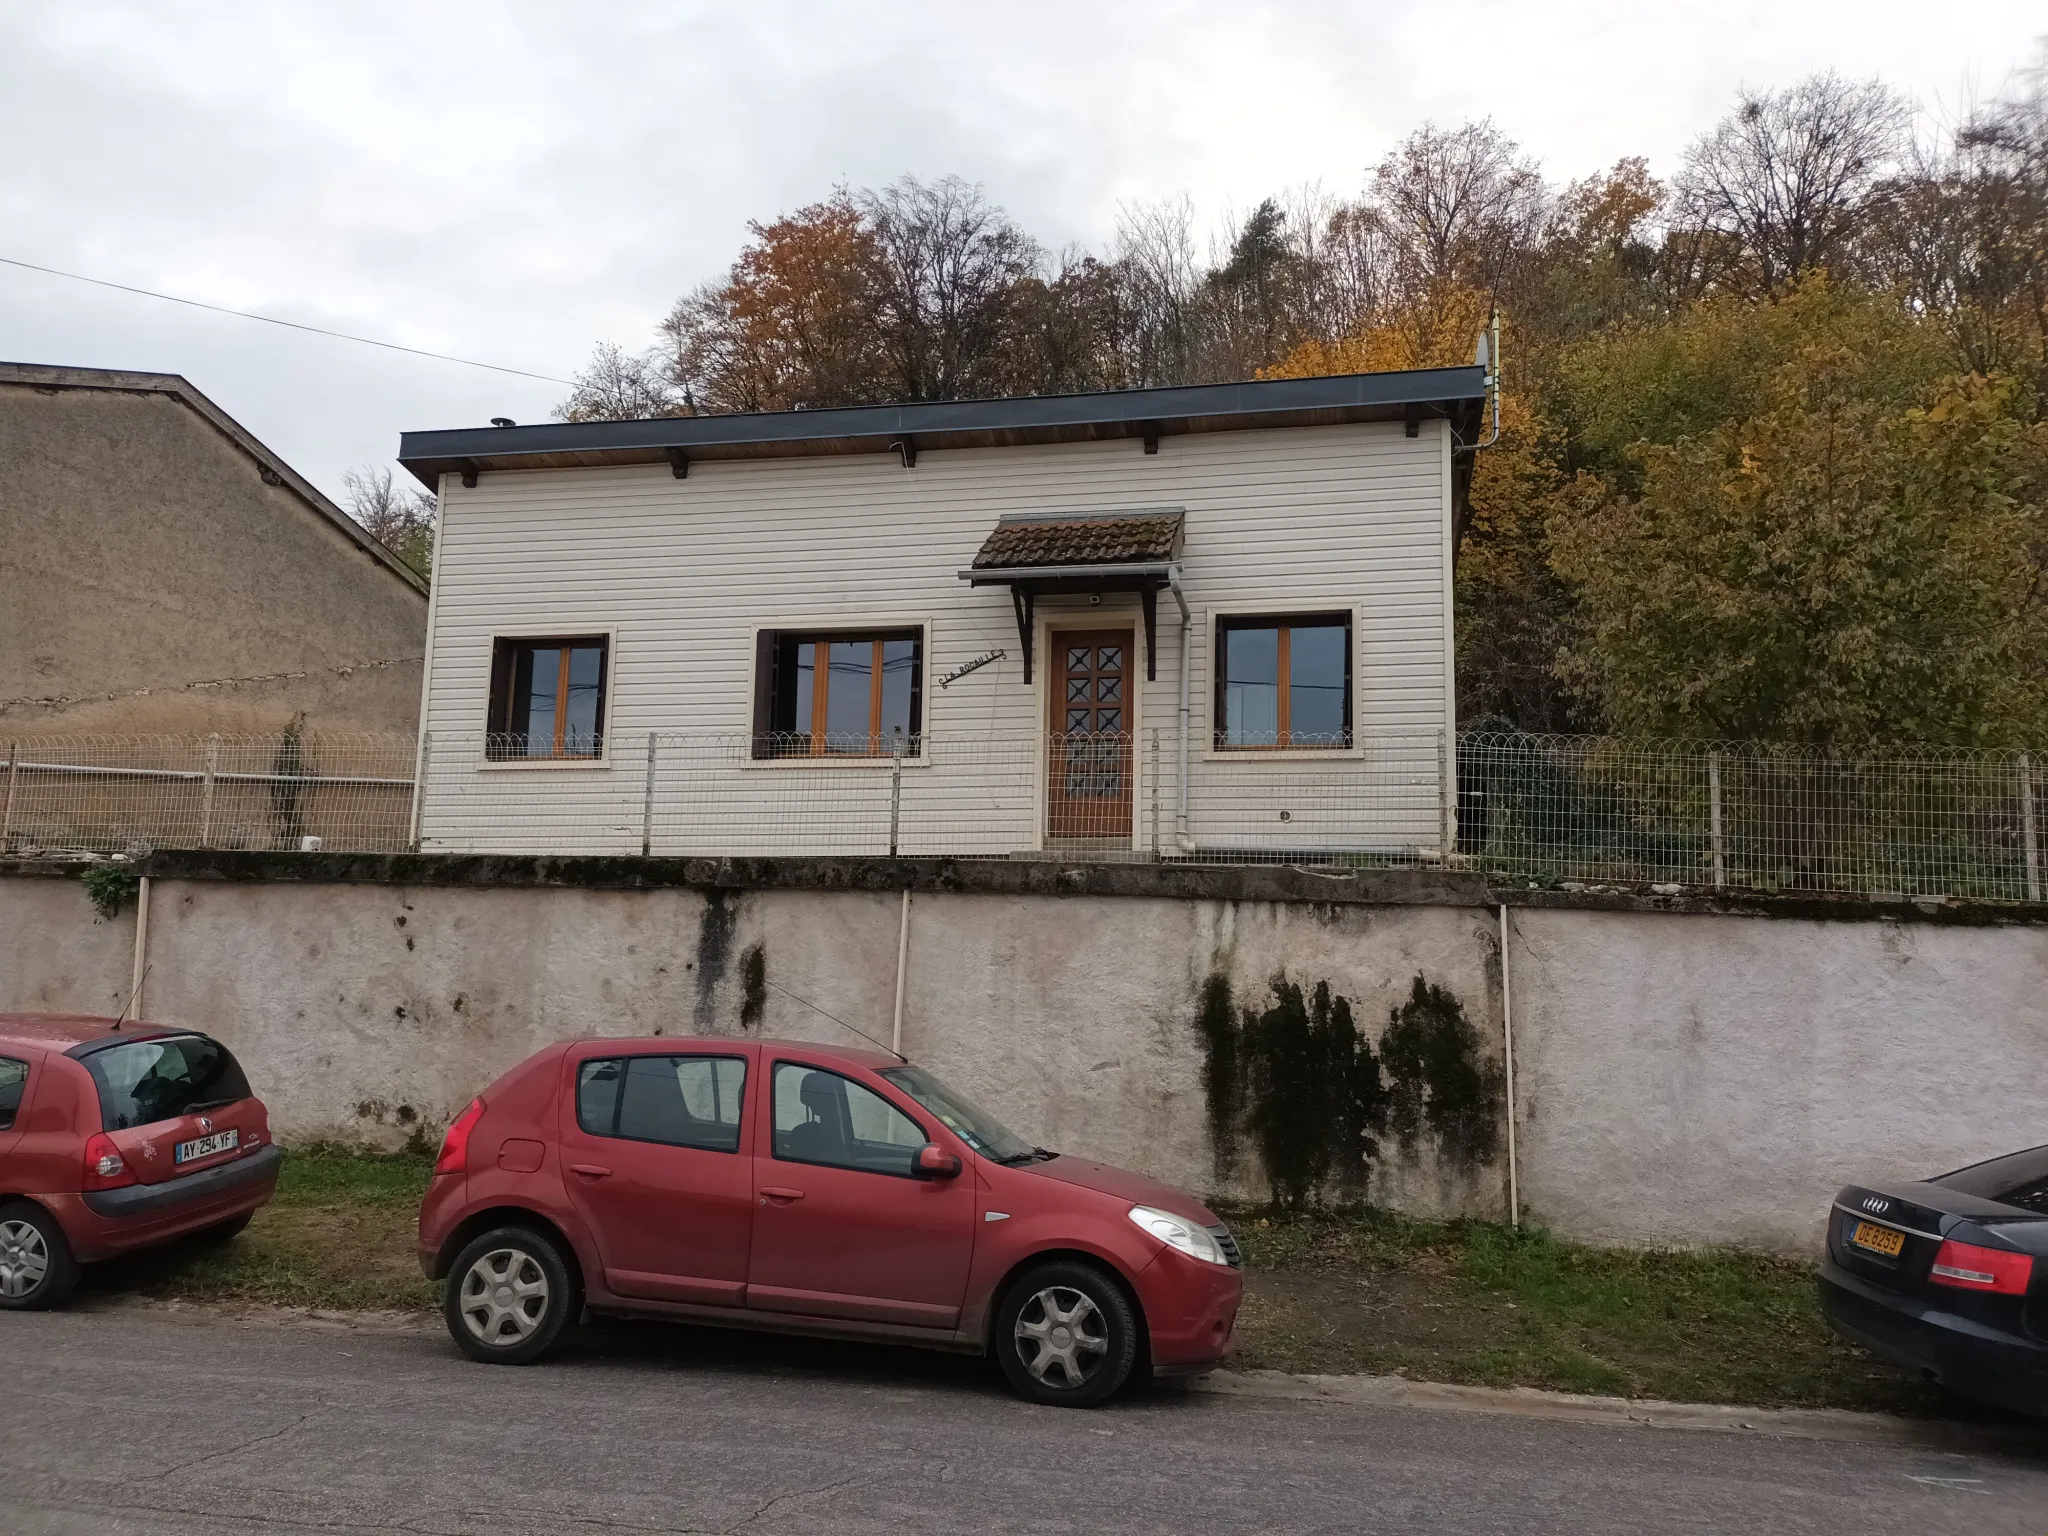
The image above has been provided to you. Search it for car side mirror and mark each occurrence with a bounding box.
[915,1144,962,1180]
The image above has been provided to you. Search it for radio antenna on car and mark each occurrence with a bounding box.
[762,978,906,1062]
[113,963,152,1029]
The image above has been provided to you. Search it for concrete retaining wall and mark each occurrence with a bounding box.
[3,867,2042,1253]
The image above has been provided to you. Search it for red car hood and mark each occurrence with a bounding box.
[1013,1155,1221,1226]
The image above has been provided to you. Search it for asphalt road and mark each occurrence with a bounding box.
[6,1305,2048,1535]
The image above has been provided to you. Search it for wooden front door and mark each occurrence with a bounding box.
[1048,630,1133,841]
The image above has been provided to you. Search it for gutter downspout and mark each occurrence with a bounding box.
[890,889,912,1056]
[1499,902,1519,1228]
[129,875,152,1022]
[1170,564,1192,851]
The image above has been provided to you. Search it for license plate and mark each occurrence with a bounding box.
[1851,1219,1906,1258]
[174,1128,239,1164]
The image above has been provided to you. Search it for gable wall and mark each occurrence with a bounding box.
[0,383,428,737]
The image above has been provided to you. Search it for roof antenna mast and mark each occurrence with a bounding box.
[114,963,152,1030]
[1463,307,1503,452]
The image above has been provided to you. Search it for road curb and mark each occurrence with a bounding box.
[1185,1369,2046,1454]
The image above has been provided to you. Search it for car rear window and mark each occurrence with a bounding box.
[1932,1143,2048,1214]
[80,1035,253,1131]
[0,1057,26,1130]
[576,1055,745,1153]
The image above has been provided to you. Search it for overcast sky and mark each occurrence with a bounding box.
[2,1,2043,507]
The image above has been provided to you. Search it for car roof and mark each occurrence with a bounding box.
[571,1036,904,1069]
[0,1014,181,1052]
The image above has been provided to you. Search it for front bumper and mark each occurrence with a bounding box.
[1819,1261,2048,1419]
[1135,1244,1244,1374]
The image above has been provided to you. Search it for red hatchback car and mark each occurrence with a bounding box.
[0,1014,282,1309]
[420,1037,1243,1405]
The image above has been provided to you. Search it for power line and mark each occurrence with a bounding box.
[0,254,574,386]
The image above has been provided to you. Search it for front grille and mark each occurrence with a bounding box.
[1208,1222,1243,1268]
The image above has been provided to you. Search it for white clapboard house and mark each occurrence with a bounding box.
[396,366,1487,860]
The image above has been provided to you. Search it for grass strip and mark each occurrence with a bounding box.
[84,1150,1976,1418]
[1225,1203,1972,1417]
[83,1143,437,1313]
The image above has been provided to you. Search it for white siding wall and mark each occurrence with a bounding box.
[419,421,1452,856]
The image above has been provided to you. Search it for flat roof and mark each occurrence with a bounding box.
[397,366,1487,488]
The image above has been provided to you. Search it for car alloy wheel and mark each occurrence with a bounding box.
[457,1247,550,1346]
[441,1225,579,1365]
[0,1203,77,1311]
[1013,1285,1110,1389]
[994,1259,1140,1407]
[0,1219,48,1301]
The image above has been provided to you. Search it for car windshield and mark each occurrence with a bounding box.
[81,1034,252,1130]
[1933,1142,2048,1214]
[879,1066,1036,1163]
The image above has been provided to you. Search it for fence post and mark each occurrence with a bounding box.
[1,741,16,851]
[2022,752,2041,903]
[1438,726,1454,863]
[641,732,658,858]
[408,732,432,853]
[1149,728,1160,855]
[1708,750,1726,888]
[198,734,220,848]
[888,730,904,857]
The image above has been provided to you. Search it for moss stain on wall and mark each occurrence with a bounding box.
[1194,969,1501,1205]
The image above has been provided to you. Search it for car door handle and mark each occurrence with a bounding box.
[759,1186,805,1204]
[569,1163,612,1179]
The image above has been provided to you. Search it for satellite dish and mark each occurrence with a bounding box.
[1474,330,1491,371]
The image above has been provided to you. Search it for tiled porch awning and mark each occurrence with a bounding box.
[958,508,1188,682]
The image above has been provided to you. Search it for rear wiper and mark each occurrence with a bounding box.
[185,1098,238,1114]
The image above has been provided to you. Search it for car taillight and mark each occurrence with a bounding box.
[1929,1239,2034,1295]
[435,1097,485,1176]
[82,1132,136,1191]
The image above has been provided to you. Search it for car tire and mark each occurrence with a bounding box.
[994,1260,1140,1408]
[0,1201,81,1312]
[443,1226,579,1366]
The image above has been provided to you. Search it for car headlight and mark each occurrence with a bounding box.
[1128,1205,1229,1266]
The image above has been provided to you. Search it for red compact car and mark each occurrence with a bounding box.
[419,1037,1243,1406]
[0,1014,282,1309]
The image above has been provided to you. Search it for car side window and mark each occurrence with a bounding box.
[576,1055,745,1154]
[772,1063,926,1177]
[0,1057,26,1131]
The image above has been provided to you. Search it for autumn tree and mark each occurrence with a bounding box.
[555,341,680,423]
[1552,329,2048,745]
[1674,73,1915,295]
[342,466,435,579]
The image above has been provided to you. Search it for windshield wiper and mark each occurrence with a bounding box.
[997,1147,1058,1165]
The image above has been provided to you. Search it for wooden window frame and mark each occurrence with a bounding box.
[486,634,610,762]
[1213,612,1353,751]
[754,628,923,760]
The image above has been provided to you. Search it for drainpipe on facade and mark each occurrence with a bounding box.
[128,875,152,1022]
[1171,565,1192,851]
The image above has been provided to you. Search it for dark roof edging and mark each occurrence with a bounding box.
[0,361,429,599]
[5,851,2041,925]
[397,366,1488,487]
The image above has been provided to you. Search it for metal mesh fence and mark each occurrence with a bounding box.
[1460,733,2045,902]
[5,730,2042,900]
[0,736,415,858]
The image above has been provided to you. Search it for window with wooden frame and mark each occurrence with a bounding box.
[1213,613,1352,749]
[753,629,923,759]
[486,636,610,760]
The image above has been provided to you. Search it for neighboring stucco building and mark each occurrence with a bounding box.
[0,362,429,736]
[397,367,1486,859]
